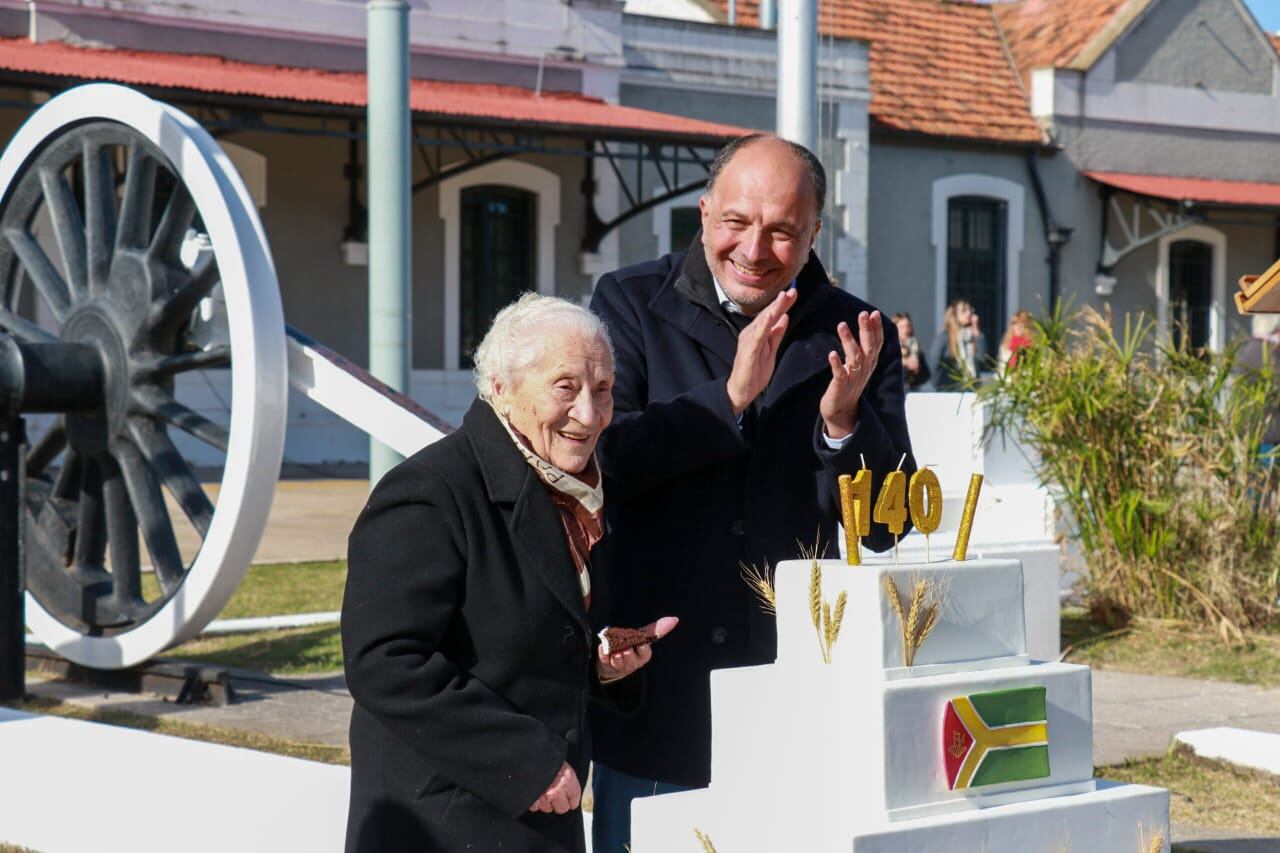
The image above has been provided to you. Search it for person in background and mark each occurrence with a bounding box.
[929,298,985,390]
[892,311,930,391]
[998,309,1034,373]
[342,293,676,853]
[587,134,914,852]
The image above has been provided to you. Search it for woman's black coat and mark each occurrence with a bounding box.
[343,399,629,852]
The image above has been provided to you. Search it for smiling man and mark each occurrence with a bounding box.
[587,135,916,851]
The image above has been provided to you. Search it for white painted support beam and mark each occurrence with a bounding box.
[285,326,451,460]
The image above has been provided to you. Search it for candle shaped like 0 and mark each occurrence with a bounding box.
[908,468,942,562]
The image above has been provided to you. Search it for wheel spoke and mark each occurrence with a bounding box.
[26,423,66,476]
[149,182,195,264]
[148,257,218,335]
[52,450,82,501]
[129,417,213,537]
[114,440,184,595]
[37,165,88,295]
[131,386,229,452]
[82,138,118,296]
[0,308,57,343]
[4,228,71,321]
[73,455,107,570]
[151,345,230,377]
[115,144,156,251]
[101,453,142,605]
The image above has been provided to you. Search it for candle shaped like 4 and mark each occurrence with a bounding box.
[838,470,871,565]
[873,470,907,536]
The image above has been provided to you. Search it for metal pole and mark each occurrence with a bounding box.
[0,418,23,700]
[776,0,817,152]
[759,0,776,30]
[367,0,412,487]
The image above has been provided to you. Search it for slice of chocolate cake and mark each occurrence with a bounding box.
[598,625,659,655]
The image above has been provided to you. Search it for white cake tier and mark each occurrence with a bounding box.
[710,661,1093,823]
[631,780,1170,853]
[774,557,1029,675]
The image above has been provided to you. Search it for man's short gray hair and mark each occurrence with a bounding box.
[472,292,614,403]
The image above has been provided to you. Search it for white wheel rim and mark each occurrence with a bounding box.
[0,84,288,668]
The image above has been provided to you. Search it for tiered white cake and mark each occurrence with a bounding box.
[630,558,1171,852]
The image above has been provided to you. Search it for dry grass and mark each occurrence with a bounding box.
[1101,746,1280,837]
[981,305,1280,635]
[1061,608,1280,687]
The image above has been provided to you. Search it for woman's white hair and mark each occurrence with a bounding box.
[472,292,614,403]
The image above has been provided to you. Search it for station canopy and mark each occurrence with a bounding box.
[1085,170,1280,209]
[0,37,751,248]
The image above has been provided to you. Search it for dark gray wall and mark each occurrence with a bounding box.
[866,141,1051,349]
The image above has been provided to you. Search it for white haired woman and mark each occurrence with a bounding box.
[342,293,676,852]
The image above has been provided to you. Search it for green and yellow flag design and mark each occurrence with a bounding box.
[942,686,1050,790]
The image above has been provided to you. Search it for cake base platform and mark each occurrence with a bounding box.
[630,779,1170,852]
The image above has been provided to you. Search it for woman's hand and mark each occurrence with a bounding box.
[596,616,679,683]
[529,762,581,814]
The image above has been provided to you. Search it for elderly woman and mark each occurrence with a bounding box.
[343,293,675,852]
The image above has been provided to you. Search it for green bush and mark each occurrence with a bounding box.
[980,305,1280,637]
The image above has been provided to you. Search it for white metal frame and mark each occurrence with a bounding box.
[930,174,1025,336]
[438,160,560,371]
[1155,223,1226,352]
[0,84,289,668]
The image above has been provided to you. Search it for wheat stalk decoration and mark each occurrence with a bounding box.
[807,554,849,664]
[694,828,718,852]
[884,575,943,666]
[739,560,776,614]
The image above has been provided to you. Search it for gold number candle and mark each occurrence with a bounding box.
[838,470,871,565]
[873,470,907,536]
[909,468,943,562]
[952,473,984,561]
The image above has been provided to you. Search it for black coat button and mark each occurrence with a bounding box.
[710,627,728,644]
[566,728,580,747]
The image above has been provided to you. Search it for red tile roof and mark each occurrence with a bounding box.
[1086,170,1280,208]
[0,37,748,142]
[993,0,1141,84]
[715,0,1045,146]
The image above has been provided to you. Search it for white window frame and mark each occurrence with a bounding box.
[651,187,704,258]
[439,160,560,371]
[1156,224,1226,352]
[930,174,1025,335]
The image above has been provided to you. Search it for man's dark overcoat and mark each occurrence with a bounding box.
[588,241,915,787]
[343,399,632,853]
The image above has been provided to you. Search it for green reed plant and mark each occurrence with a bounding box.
[980,304,1280,638]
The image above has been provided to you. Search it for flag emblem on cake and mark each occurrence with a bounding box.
[942,686,1050,790]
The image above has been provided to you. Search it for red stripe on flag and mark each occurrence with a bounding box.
[942,700,973,790]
